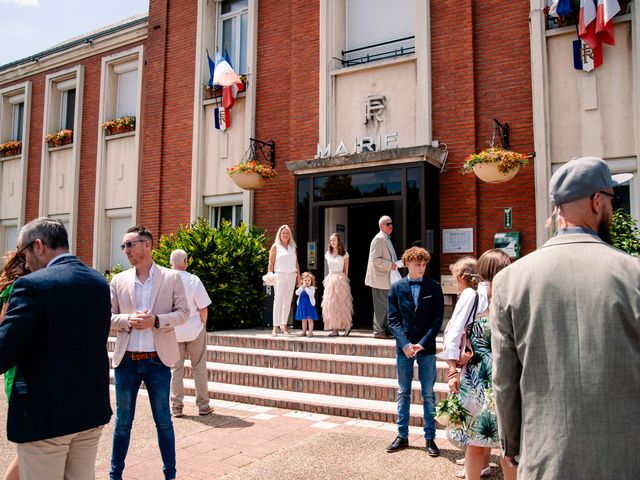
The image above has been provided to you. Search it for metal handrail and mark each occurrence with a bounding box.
[341,35,415,56]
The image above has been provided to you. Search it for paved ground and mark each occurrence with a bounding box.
[0,384,505,479]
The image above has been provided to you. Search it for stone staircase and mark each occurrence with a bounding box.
[107,330,450,427]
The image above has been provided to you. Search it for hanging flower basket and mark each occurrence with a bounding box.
[226,160,276,190]
[46,129,73,148]
[462,147,528,184]
[0,140,22,158]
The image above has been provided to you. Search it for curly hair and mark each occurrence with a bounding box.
[327,233,346,256]
[300,271,316,287]
[401,247,431,265]
[0,250,29,294]
[449,256,480,290]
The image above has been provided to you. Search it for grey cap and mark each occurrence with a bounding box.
[549,156,622,205]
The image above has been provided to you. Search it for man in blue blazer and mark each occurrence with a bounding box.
[386,247,444,456]
[0,218,112,479]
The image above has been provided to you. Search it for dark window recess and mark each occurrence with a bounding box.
[313,169,402,201]
[63,89,76,130]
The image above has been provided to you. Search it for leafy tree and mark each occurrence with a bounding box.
[152,218,269,330]
[611,209,640,256]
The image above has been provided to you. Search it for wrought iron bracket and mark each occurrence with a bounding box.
[493,118,509,150]
[250,138,275,168]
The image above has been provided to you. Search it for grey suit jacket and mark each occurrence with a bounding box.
[111,265,189,367]
[364,231,396,289]
[490,232,640,479]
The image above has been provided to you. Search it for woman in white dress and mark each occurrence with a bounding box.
[268,225,300,336]
[321,233,353,337]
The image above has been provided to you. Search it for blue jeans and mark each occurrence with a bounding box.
[110,356,176,480]
[396,352,436,440]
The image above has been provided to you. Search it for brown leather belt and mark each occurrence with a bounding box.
[125,351,159,360]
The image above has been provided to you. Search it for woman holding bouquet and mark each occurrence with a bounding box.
[438,250,516,480]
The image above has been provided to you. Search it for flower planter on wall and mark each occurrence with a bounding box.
[106,124,136,136]
[0,146,21,158]
[230,171,265,190]
[47,135,73,148]
[472,163,520,184]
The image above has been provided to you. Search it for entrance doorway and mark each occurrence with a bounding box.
[294,162,439,330]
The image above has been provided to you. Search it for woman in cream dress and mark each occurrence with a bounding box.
[321,233,353,336]
[268,225,300,336]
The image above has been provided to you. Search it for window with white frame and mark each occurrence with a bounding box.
[60,88,76,131]
[344,0,415,66]
[115,63,138,117]
[107,209,132,269]
[1,221,17,253]
[11,102,24,142]
[219,0,248,74]
[205,193,243,228]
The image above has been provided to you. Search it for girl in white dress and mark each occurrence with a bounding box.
[321,233,353,336]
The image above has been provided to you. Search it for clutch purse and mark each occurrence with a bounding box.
[262,272,277,286]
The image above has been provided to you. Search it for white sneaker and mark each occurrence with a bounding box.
[454,466,494,479]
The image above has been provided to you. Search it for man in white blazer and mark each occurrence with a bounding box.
[109,226,189,480]
[365,215,398,338]
[490,157,640,479]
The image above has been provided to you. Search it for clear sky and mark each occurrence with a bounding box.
[0,0,149,67]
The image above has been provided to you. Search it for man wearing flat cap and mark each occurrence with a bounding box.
[489,156,640,479]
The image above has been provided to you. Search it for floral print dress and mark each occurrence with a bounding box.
[447,310,500,448]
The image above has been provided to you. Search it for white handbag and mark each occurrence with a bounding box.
[262,272,277,286]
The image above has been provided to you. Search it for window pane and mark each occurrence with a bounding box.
[221,0,248,15]
[117,70,138,117]
[235,205,243,225]
[3,225,17,252]
[12,103,24,141]
[239,12,248,74]
[221,18,235,63]
[62,89,76,131]
[313,169,402,201]
[110,217,131,268]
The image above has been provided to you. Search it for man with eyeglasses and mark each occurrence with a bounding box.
[365,215,399,339]
[490,156,640,478]
[109,226,189,480]
[0,218,112,479]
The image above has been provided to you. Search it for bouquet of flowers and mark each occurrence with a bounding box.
[434,393,470,427]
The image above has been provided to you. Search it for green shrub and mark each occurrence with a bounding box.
[152,218,269,330]
[104,263,125,283]
[611,209,640,256]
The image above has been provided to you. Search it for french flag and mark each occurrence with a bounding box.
[595,0,620,46]
[213,52,245,110]
[579,0,599,49]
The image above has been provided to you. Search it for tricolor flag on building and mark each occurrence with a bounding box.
[595,0,620,46]
[213,52,245,111]
[579,0,599,49]
[573,39,603,72]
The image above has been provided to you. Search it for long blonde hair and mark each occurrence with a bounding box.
[449,257,480,290]
[274,225,296,249]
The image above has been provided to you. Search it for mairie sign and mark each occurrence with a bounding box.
[316,132,398,159]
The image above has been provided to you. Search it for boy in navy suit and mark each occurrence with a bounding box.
[386,247,444,456]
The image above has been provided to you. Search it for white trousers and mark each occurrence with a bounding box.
[273,272,296,326]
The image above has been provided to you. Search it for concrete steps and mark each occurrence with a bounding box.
[107,329,451,427]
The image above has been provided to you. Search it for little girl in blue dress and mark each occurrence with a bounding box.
[295,272,318,337]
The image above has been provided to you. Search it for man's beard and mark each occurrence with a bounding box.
[598,216,613,245]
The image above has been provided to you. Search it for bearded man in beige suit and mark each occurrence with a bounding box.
[109,226,189,480]
[490,157,640,479]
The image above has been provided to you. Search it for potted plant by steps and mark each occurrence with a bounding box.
[45,129,73,148]
[463,147,528,183]
[102,115,136,136]
[226,160,276,190]
[0,140,22,158]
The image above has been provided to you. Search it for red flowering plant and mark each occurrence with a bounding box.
[226,160,276,180]
[101,115,136,132]
[462,147,528,175]
[45,129,73,147]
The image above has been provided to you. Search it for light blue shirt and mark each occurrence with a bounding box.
[407,276,421,308]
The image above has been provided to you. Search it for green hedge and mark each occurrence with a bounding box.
[611,209,640,256]
[152,218,269,330]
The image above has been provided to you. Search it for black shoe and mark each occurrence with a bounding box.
[344,326,352,337]
[374,333,393,339]
[426,439,440,457]
[386,436,409,452]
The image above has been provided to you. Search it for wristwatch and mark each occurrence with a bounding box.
[154,315,160,329]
